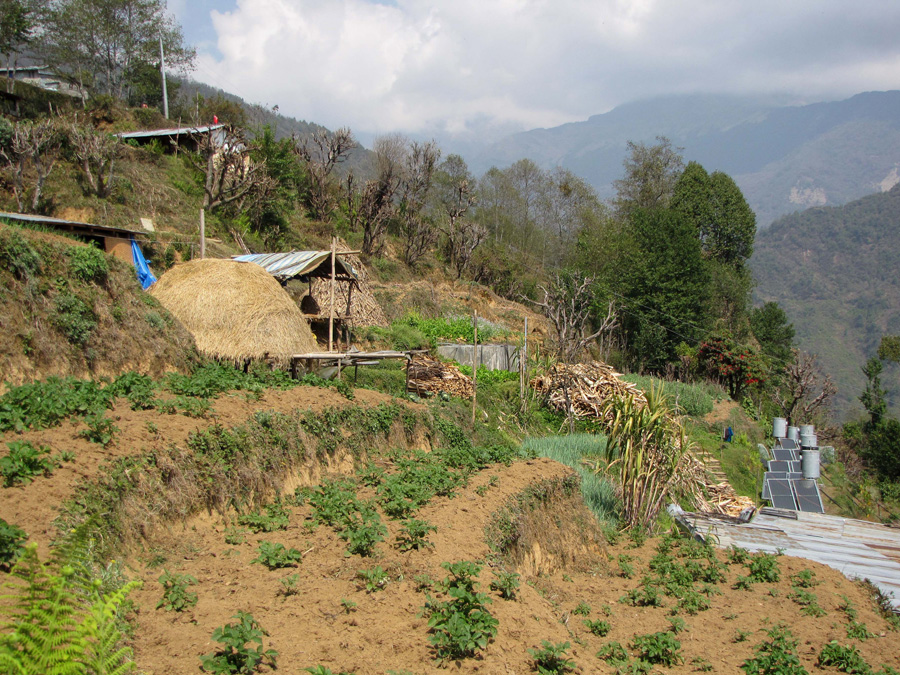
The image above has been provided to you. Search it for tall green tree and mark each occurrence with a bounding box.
[619,207,709,370]
[750,301,795,364]
[612,136,684,221]
[40,0,195,102]
[708,170,756,266]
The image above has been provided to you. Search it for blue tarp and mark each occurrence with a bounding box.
[131,239,157,290]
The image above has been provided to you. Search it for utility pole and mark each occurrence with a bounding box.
[159,36,169,119]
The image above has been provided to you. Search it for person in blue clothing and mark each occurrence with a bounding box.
[724,426,733,443]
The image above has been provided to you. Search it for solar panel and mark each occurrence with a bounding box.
[789,461,801,472]
[770,493,798,510]
[773,449,798,461]
[793,480,825,513]
[768,460,792,472]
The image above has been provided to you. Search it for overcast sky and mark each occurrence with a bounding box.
[168,0,900,147]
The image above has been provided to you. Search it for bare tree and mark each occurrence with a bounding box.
[443,219,486,279]
[530,271,618,363]
[188,125,266,212]
[348,134,404,256]
[68,122,120,198]
[294,127,355,221]
[398,140,440,268]
[0,118,64,212]
[774,349,837,425]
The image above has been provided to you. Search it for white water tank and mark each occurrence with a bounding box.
[800,433,818,449]
[787,426,800,442]
[801,449,821,479]
[800,424,815,437]
[773,417,787,438]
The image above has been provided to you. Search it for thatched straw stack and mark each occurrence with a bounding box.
[150,259,317,365]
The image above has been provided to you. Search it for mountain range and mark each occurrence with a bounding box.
[752,184,900,420]
[468,91,900,227]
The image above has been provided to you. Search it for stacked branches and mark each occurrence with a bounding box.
[530,361,647,423]
[407,354,474,399]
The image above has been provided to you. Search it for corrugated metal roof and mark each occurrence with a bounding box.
[0,211,143,237]
[233,251,358,282]
[115,124,225,140]
[681,508,900,612]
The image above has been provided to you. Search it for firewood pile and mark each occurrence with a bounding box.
[530,361,647,421]
[695,478,757,518]
[407,355,474,399]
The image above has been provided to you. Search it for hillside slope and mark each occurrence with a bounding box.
[469,91,900,227]
[0,225,198,387]
[751,184,900,420]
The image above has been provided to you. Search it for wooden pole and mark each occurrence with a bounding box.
[471,311,478,425]
[328,236,336,353]
[520,317,528,404]
[199,209,205,258]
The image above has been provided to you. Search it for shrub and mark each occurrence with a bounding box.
[69,245,108,284]
[0,518,27,568]
[1,441,56,486]
[422,561,498,663]
[357,566,389,593]
[199,612,277,674]
[490,570,520,600]
[584,619,611,636]
[78,414,118,447]
[747,553,780,583]
[741,625,808,675]
[631,632,683,667]
[52,293,97,345]
[251,542,303,569]
[817,642,871,674]
[0,377,111,432]
[156,570,198,611]
[395,518,436,552]
[528,640,576,674]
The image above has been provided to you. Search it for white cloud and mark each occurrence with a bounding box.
[191,0,900,143]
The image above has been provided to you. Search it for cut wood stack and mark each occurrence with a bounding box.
[694,477,757,518]
[407,354,474,399]
[530,361,647,422]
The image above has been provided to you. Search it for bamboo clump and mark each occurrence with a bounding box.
[407,354,474,399]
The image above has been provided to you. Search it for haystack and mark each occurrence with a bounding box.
[150,259,317,365]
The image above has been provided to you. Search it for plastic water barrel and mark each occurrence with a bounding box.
[799,424,815,437]
[773,417,787,438]
[787,426,800,442]
[800,433,818,449]
[801,449,821,479]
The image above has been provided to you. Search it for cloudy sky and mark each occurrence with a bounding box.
[168,0,900,147]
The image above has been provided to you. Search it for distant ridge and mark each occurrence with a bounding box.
[469,91,900,227]
[751,184,900,420]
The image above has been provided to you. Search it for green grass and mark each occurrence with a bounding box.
[686,421,762,499]
[521,434,619,526]
[621,376,723,418]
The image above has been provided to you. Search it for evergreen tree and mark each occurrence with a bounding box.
[619,208,709,370]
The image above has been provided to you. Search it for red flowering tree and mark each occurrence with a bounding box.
[698,335,767,399]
